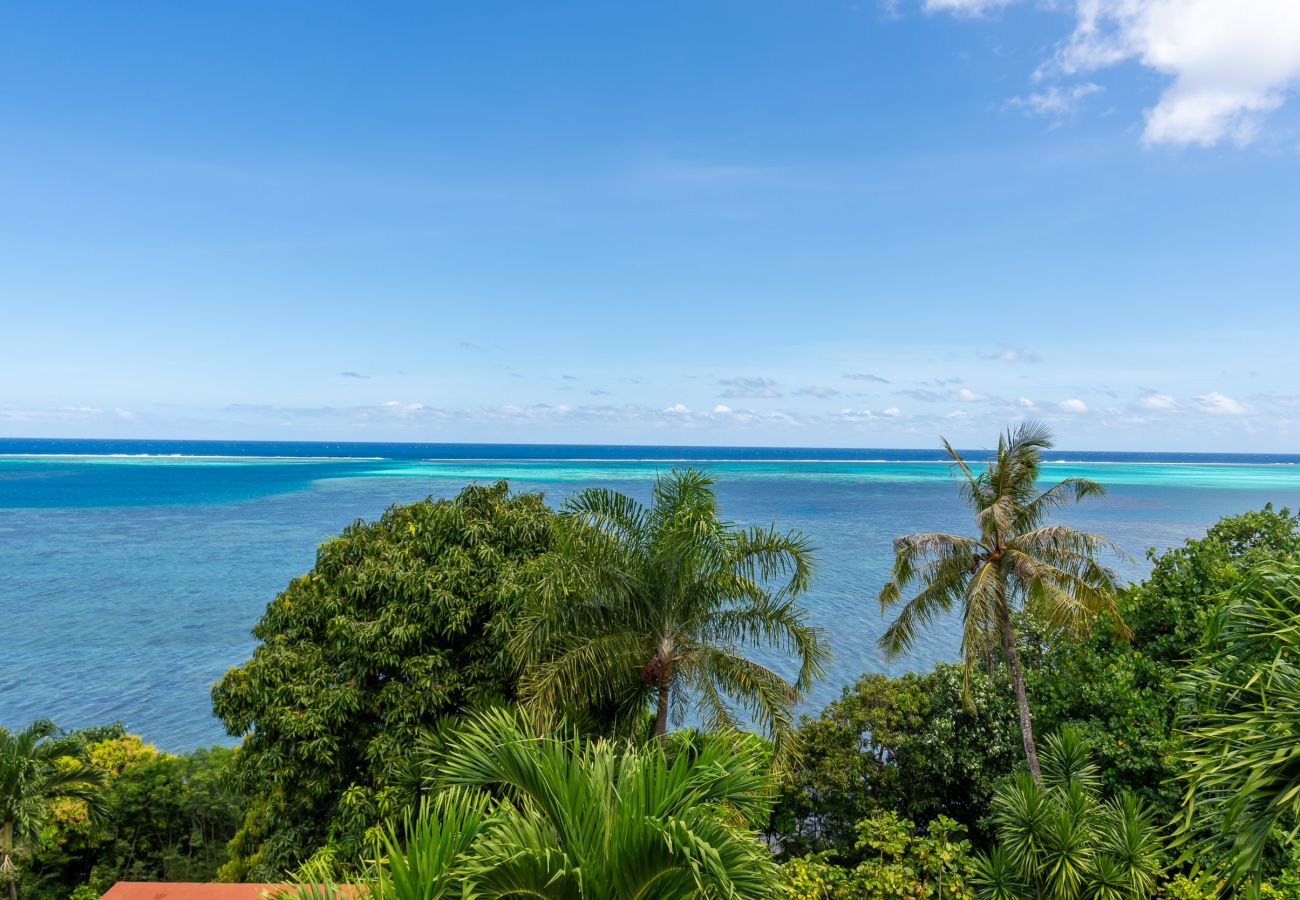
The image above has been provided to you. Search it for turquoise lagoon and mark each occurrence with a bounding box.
[3,439,1300,750]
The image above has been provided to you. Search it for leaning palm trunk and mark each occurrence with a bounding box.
[877,422,1125,784]
[999,609,1041,781]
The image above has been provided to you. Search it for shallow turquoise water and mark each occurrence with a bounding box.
[4,446,1300,750]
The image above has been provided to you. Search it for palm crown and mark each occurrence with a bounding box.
[878,422,1125,780]
[512,468,828,751]
[0,721,104,900]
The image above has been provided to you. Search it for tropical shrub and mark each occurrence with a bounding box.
[285,708,783,898]
[972,728,1163,900]
[1178,562,1300,892]
[782,811,976,899]
[211,482,557,879]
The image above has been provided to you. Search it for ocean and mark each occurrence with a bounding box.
[4,437,1300,752]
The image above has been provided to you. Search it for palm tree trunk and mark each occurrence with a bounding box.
[2,820,15,900]
[654,679,670,744]
[1001,613,1042,784]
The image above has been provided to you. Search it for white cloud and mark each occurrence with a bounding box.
[957,387,989,402]
[882,407,902,417]
[1196,391,1249,415]
[1139,392,1179,410]
[1056,0,1300,146]
[1018,396,1036,408]
[1058,398,1089,413]
[930,0,1300,147]
[1005,82,1103,118]
[713,404,732,414]
[664,403,691,414]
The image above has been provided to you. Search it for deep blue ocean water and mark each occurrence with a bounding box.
[5,438,1300,751]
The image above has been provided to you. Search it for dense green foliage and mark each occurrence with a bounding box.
[878,422,1124,781]
[777,504,1300,896]
[211,482,557,880]
[15,466,1300,900]
[1031,504,1300,829]
[15,730,239,900]
[513,468,828,750]
[1179,562,1300,890]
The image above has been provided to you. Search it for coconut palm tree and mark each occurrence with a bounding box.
[512,467,828,752]
[0,721,104,900]
[1178,562,1300,892]
[877,422,1125,781]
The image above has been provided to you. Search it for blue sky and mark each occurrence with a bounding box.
[3,1,1299,451]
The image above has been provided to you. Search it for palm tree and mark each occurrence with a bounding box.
[1178,562,1300,892]
[0,721,104,900]
[281,710,781,898]
[512,467,828,752]
[877,422,1124,781]
[437,708,781,897]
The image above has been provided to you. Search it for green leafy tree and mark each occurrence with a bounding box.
[772,664,1021,857]
[878,422,1125,782]
[972,728,1163,900]
[211,482,556,879]
[0,721,104,900]
[772,671,933,858]
[1178,562,1300,893]
[512,468,828,751]
[90,743,242,884]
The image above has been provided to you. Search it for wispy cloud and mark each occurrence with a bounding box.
[922,0,1014,17]
[843,372,891,384]
[1004,83,1103,120]
[718,376,782,399]
[340,371,369,379]
[1196,391,1250,415]
[898,388,947,402]
[794,385,842,398]
[1139,391,1179,411]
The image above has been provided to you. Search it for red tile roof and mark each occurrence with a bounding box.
[102,885,281,900]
